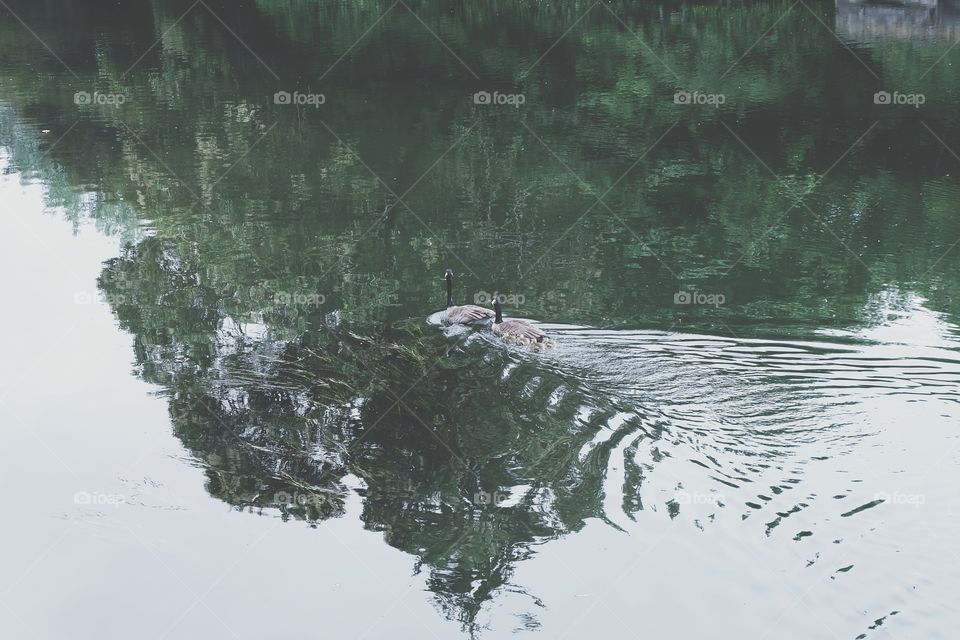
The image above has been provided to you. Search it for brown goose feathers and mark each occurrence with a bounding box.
[492,297,550,345]
[446,303,495,325]
[443,269,494,326]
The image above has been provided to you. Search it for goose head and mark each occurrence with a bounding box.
[492,295,503,323]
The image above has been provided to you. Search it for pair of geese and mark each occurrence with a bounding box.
[442,268,552,347]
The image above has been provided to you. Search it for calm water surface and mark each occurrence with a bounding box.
[1,0,959,638]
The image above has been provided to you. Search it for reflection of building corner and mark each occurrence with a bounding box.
[836,0,960,40]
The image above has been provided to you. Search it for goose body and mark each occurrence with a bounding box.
[491,297,551,347]
[492,318,547,342]
[442,269,495,326]
[446,304,495,325]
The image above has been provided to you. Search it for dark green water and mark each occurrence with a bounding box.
[1,0,960,637]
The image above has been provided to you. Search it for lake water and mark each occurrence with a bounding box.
[1,0,959,638]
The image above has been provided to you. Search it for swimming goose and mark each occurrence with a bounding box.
[491,297,551,346]
[443,268,495,326]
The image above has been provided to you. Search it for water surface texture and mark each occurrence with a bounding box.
[1,1,959,638]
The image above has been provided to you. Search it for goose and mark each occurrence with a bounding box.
[491,297,551,347]
[443,268,495,326]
